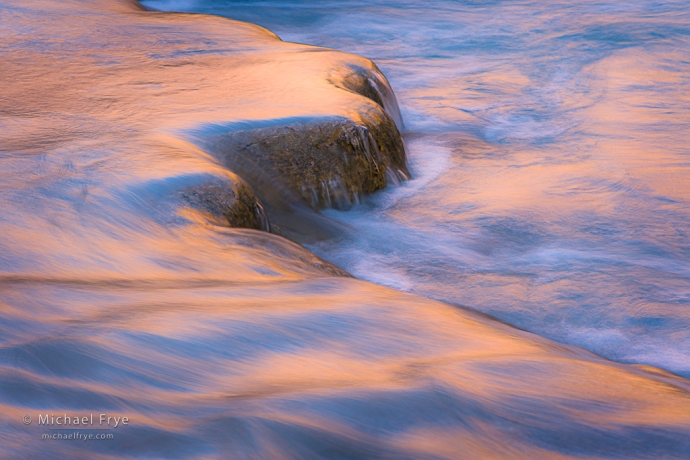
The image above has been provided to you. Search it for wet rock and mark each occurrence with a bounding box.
[179,176,269,230]
[190,51,409,217]
[329,62,405,130]
[210,109,408,212]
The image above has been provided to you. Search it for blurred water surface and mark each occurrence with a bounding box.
[2,0,690,457]
[145,0,690,377]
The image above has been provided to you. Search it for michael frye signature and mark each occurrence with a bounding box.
[32,413,129,428]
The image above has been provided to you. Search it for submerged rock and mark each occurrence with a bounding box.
[195,51,411,217]
[209,111,408,212]
[330,63,406,130]
[179,176,269,230]
[1,0,410,235]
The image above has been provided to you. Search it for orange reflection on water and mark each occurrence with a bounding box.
[2,0,690,457]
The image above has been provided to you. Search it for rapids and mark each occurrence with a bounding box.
[2,0,690,458]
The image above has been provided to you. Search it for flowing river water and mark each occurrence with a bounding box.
[145,0,690,378]
[2,0,690,458]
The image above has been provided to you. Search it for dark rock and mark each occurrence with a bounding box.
[179,177,269,230]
